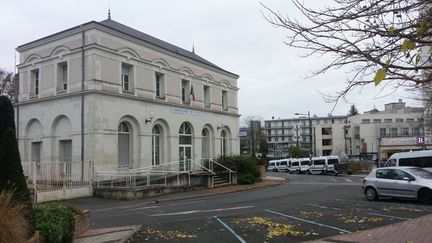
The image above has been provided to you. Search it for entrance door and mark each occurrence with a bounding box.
[59,140,72,177]
[31,142,42,172]
[179,122,192,171]
[179,146,191,171]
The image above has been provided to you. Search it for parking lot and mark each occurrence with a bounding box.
[121,173,432,242]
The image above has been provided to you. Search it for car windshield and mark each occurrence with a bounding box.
[405,168,432,179]
[301,161,309,165]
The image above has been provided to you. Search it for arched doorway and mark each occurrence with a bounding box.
[118,121,132,167]
[179,122,192,171]
[152,125,161,166]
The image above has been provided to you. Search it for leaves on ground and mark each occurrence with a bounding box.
[128,226,197,241]
[340,216,383,224]
[233,216,318,239]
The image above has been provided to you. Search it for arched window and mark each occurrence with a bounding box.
[152,126,161,166]
[221,130,227,156]
[118,122,131,167]
[202,129,210,160]
[179,122,192,171]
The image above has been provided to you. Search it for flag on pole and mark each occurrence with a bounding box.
[190,85,195,101]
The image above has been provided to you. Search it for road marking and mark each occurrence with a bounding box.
[214,216,247,243]
[330,178,338,182]
[125,206,159,211]
[149,206,254,216]
[367,212,408,220]
[265,209,351,233]
[306,204,341,211]
[345,178,353,182]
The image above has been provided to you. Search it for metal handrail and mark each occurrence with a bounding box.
[208,159,234,173]
[190,160,216,175]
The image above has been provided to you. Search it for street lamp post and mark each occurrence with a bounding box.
[295,111,313,157]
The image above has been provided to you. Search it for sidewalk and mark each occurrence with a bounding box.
[310,213,432,243]
[73,177,285,242]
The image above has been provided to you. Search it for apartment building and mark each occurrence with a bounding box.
[15,16,240,172]
[264,116,347,158]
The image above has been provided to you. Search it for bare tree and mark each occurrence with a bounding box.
[261,0,432,107]
[0,69,18,101]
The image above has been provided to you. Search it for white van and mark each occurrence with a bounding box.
[267,160,280,172]
[385,150,432,172]
[299,158,311,173]
[289,159,300,174]
[278,159,290,172]
[309,156,340,175]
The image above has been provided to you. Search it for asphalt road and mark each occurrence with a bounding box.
[69,173,432,242]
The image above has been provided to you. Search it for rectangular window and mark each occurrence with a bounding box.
[402,127,409,136]
[395,118,404,123]
[203,85,211,108]
[384,119,392,123]
[57,62,68,91]
[406,118,415,123]
[31,69,39,96]
[362,119,370,124]
[155,73,165,98]
[121,64,131,92]
[373,119,381,124]
[322,139,332,146]
[413,127,420,136]
[222,90,228,110]
[390,128,398,136]
[379,128,386,137]
[181,80,190,104]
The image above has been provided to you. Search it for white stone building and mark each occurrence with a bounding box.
[15,16,240,173]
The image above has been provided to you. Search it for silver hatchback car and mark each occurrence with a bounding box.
[362,166,432,204]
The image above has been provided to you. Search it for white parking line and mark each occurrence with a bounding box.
[306,204,342,211]
[344,178,353,182]
[330,178,338,182]
[265,209,351,233]
[149,206,254,216]
[214,216,247,243]
[367,212,408,220]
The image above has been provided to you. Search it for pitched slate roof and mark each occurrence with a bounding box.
[17,18,238,77]
[99,19,237,76]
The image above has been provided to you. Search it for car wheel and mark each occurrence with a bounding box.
[418,188,432,204]
[365,187,378,201]
[334,172,338,176]
[308,170,312,175]
[347,170,353,175]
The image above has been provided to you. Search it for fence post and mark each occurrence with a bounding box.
[32,161,37,204]
[147,173,150,186]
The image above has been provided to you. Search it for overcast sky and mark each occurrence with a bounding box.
[0,0,421,121]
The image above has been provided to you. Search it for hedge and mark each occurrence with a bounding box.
[216,156,261,184]
[34,204,79,243]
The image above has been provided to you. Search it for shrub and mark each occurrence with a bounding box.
[0,96,35,236]
[0,191,30,243]
[34,204,78,243]
[216,156,261,185]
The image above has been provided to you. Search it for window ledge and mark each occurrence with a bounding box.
[123,90,134,95]
[156,96,166,100]
[57,90,67,94]
[29,95,39,99]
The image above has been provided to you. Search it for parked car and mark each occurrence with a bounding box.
[384,150,432,172]
[362,166,432,204]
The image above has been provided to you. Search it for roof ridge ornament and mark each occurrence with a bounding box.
[108,2,111,20]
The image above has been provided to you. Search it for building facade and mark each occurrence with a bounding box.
[264,116,347,158]
[345,100,429,161]
[264,100,430,160]
[16,17,240,173]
